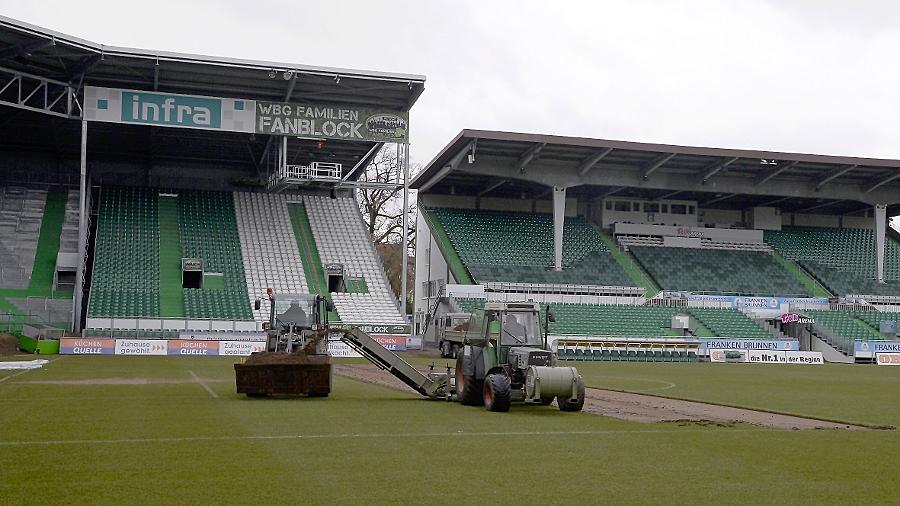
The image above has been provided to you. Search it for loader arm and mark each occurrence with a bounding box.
[338,327,452,400]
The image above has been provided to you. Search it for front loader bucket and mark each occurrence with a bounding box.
[234,352,332,397]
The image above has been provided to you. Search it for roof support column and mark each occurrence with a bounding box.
[73,120,87,333]
[552,186,567,271]
[875,204,887,283]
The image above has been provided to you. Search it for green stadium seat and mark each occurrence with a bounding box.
[430,207,635,286]
[765,227,900,296]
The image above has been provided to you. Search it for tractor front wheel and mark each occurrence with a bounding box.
[558,377,586,412]
[456,356,484,406]
[483,373,511,412]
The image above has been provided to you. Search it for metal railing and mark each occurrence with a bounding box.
[267,162,343,189]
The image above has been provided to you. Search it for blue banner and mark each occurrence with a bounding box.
[855,341,900,354]
[681,294,829,309]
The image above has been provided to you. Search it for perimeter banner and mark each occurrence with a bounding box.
[876,353,900,365]
[168,340,219,356]
[59,338,115,355]
[84,86,409,143]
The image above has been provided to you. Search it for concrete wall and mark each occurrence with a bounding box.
[699,208,742,227]
[614,223,764,243]
[600,197,698,228]
[751,207,782,230]
[419,194,578,217]
[413,210,455,318]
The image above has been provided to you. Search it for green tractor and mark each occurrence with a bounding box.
[454,302,585,412]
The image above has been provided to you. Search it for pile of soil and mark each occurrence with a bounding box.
[0,333,18,355]
[242,351,330,366]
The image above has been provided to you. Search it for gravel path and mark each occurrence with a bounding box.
[334,364,865,430]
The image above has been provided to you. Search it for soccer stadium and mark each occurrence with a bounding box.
[1,13,900,505]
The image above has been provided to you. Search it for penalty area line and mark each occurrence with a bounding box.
[188,370,219,399]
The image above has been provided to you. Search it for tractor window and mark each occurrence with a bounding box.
[501,313,541,346]
[274,295,317,330]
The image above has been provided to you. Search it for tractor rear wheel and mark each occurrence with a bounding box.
[440,341,451,358]
[450,343,460,359]
[456,356,484,406]
[558,377,586,412]
[483,373,511,412]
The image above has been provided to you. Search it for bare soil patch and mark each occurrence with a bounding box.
[334,364,866,430]
[0,334,18,355]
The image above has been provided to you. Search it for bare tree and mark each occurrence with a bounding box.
[356,146,418,250]
[356,146,419,311]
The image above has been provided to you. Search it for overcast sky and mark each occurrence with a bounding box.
[3,0,900,174]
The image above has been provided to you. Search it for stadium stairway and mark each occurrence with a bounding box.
[287,201,339,322]
[769,249,832,298]
[157,195,185,317]
[304,195,403,324]
[597,228,659,297]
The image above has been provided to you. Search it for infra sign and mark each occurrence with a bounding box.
[84,87,254,133]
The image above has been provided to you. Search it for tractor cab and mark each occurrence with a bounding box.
[479,302,548,366]
[482,304,542,347]
[255,292,333,353]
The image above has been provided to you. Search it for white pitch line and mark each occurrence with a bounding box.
[0,357,63,385]
[598,375,677,393]
[188,370,219,399]
[0,428,762,447]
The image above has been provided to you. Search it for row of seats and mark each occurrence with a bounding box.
[0,186,47,289]
[808,310,892,348]
[431,208,634,287]
[305,196,403,324]
[558,348,698,362]
[617,235,771,253]
[631,246,810,296]
[234,192,309,322]
[765,227,900,295]
[688,307,774,339]
[89,187,160,317]
[178,191,251,320]
[800,260,900,297]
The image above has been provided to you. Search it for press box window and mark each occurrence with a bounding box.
[671,204,687,215]
[644,203,660,213]
[614,201,631,212]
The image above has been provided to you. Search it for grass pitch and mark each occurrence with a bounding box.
[1,356,898,504]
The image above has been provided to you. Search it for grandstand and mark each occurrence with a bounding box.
[0,15,424,337]
[413,130,900,362]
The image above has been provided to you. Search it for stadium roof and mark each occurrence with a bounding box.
[412,130,900,216]
[0,15,425,181]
